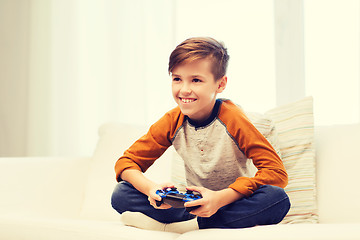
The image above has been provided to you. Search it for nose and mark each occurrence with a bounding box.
[180,82,192,95]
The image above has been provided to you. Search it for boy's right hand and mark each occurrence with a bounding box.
[148,182,175,209]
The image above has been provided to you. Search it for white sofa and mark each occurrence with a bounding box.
[1,99,360,239]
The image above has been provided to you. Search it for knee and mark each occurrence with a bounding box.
[260,185,291,217]
[111,181,133,214]
[260,185,288,201]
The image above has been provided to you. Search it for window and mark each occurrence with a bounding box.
[304,0,360,125]
[175,0,276,113]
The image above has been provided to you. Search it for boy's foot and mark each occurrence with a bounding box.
[121,211,199,234]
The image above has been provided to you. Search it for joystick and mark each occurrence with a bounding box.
[155,187,202,212]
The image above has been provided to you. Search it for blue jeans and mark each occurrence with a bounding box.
[111,181,290,229]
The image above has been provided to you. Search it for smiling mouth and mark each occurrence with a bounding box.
[180,98,197,103]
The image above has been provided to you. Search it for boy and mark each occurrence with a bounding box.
[111,37,290,233]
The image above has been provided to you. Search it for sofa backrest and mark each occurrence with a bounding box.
[80,122,173,220]
[81,118,360,224]
[315,124,360,223]
[0,157,90,218]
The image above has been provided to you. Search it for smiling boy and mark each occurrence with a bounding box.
[111,37,290,233]
[171,57,226,123]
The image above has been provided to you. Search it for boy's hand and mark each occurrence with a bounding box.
[184,186,222,218]
[148,182,175,209]
[184,186,245,218]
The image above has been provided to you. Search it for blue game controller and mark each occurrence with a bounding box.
[155,187,202,212]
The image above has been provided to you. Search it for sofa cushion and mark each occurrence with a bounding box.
[0,215,179,240]
[176,224,360,240]
[172,97,317,224]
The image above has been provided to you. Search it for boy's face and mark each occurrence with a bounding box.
[171,57,227,123]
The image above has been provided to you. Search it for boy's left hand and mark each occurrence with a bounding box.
[184,186,222,218]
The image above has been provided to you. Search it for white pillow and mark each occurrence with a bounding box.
[266,96,317,224]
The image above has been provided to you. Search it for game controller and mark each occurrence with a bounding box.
[155,187,202,212]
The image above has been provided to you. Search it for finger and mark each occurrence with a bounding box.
[149,196,163,208]
[186,186,203,193]
[188,205,203,216]
[149,192,161,201]
[158,203,172,209]
[188,206,213,218]
[152,202,172,209]
[148,196,156,205]
[184,198,203,208]
[154,194,162,201]
[160,182,175,189]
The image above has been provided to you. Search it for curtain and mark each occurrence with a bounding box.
[27,0,174,156]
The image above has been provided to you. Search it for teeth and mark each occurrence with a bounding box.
[181,98,195,103]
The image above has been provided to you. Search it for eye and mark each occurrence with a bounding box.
[193,78,202,83]
[172,77,181,82]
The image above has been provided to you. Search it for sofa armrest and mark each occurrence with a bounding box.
[0,157,91,218]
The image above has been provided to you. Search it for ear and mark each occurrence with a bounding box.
[216,76,227,93]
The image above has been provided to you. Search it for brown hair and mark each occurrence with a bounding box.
[168,37,230,80]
